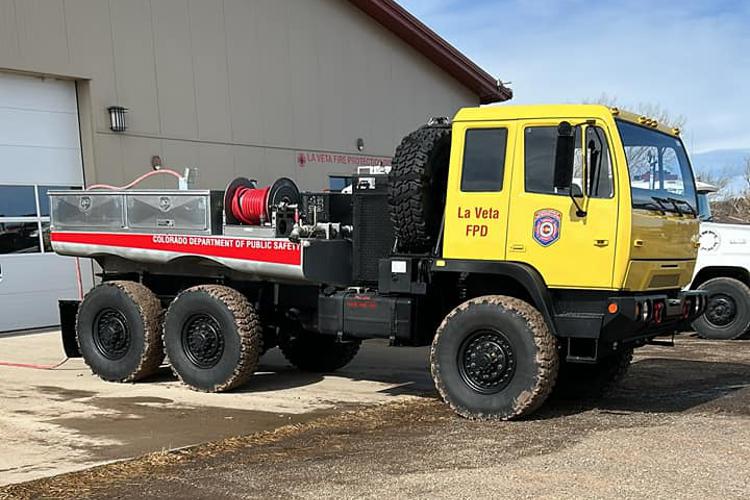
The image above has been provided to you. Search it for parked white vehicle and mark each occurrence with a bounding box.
[690,182,750,339]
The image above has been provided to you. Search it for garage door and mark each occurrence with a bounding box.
[0,73,92,332]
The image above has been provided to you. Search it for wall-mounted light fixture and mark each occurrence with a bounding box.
[107,106,128,132]
[151,155,162,171]
[356,137,365,152]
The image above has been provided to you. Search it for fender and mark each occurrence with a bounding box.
[431,259,558,336]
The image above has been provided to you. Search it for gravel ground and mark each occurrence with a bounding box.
[2,335,749,500]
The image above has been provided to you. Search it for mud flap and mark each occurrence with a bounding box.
[59,300,81,358]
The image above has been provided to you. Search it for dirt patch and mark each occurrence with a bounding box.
[0,333,430,486]
[1,335,748,499]
[33,386,97,401]
[3,336,748,500]
[50,396,328,461]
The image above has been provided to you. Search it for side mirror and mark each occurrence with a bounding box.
[553,121,576,191]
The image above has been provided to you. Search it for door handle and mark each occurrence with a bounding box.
[594,239,609,247]
[509,243,525,252]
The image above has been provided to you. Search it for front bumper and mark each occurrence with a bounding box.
[602,290,708,343]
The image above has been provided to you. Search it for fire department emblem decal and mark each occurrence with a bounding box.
[533,209,561,247]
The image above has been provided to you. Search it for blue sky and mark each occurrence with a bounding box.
[400,0,750,155]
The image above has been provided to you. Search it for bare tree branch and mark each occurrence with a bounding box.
[585,93,687,129]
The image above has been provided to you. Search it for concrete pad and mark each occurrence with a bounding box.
[0,332,432,485]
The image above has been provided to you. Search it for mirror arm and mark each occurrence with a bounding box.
[569,190,587,217]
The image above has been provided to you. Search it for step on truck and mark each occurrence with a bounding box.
[50,104,707,420]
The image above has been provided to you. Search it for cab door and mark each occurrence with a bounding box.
[505,120,619,289]
[443,121,515,261]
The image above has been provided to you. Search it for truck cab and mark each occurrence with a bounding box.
[442,105,699,291]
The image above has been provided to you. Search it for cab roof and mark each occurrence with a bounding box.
[453,104,681,137]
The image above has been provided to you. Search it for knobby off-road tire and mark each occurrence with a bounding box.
[431,295,559,420]
[76,281,164,383]
[389,124,452,253]
[553,348,633,399]
[164,285,262,392]
[280,332,361,373]
[692,277,750,340]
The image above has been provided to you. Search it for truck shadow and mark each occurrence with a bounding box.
[148,347,749,417]
[538,358,750,419]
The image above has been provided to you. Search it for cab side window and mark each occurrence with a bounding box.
[525,126,582,195]
[461,128,508,192]
[586,126,614,198]
[525,125,614,198]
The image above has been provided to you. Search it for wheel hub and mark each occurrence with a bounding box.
[93,309,130,360]
[705,294,737,327]
[182,314,224,368]
[458,330,515,394]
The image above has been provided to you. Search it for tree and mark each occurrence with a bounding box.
[696,170,731,195]
[585,93,687,129]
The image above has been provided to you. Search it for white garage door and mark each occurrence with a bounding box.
[0,73,92,332]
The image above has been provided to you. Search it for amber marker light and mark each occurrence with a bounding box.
[607,303,619,314]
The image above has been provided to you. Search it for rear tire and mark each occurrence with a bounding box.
[692,277,750,340]
[430,295,559,420]
[553,348,633,399]
[279,332,361,373]
[164,285,262,392]
[389,124,451,253]
[76,281,164,382]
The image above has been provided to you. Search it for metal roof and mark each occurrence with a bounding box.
[348,0,512,104]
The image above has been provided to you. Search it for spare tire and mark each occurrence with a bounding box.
[389,123,452,253]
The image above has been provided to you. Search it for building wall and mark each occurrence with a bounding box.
[0,0,478,191]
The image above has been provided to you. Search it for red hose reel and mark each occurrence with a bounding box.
[224,177,299,226]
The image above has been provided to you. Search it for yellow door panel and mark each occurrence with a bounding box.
[506,120,619,289]
[443,122,515,261]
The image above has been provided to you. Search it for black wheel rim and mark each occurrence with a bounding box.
[705,293,737,327]
[93,308,131,360]
[458,329,516,394]
[181,313,225,369]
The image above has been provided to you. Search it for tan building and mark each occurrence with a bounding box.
[0,0,509,332]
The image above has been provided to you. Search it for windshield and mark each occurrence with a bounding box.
[616,120,697,215]
[697,192,713,221]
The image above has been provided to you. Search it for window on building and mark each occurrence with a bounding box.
[461,128,508,192]
[0,186,37,218]
[0,222,41,254]
[329,176,353,192]
[0,184,81,255]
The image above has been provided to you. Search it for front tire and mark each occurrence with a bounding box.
[76,281,164,382]
[430,295,559,420]
[164,285,262,392]
[693,277,750,340]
